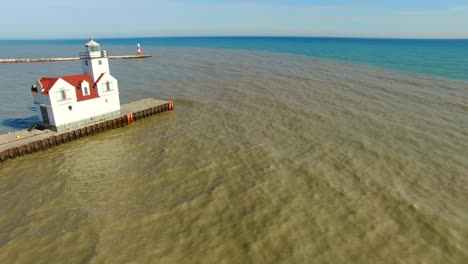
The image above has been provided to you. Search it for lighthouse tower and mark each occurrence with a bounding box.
[80,37,110,81]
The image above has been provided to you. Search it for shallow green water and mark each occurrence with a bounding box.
[0,48,467,263]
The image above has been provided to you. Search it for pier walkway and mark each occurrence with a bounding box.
[0,98,174,163]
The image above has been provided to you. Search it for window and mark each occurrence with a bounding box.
[68,106,73,111]
[98,60,102,65]
[81,83,90,96]
[85,60,88,66]
[103,81,113,92]
[56,89,71,101]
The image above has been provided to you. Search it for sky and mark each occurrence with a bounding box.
[0,0,467,39]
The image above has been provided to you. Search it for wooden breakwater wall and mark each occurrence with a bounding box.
[0,55,152,64]
[0,99,174,164]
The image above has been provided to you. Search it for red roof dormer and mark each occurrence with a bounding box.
[38,74,100,102]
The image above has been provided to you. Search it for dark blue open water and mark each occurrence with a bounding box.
[1,37,467,80]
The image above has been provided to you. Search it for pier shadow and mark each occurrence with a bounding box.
[1,116,40,130]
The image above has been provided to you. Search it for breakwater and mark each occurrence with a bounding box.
[0,55,152,63]
[0,98,173,163]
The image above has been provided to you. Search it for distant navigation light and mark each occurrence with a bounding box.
[137,43,142,56]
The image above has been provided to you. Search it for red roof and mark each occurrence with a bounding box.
[38,74,100,102]
[39,77,59,92]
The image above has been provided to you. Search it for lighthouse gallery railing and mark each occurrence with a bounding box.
[79,50,108,59]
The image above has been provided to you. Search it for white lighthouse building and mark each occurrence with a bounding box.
[31,38,121,132]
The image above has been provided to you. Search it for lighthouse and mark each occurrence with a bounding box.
[31,38,121,132]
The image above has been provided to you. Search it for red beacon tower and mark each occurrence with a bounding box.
[136,43,142,56]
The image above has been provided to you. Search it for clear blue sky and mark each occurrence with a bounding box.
[1,0,467,39]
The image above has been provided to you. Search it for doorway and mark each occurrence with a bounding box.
[40,106,50,124]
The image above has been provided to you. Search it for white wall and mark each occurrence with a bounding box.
[44,77,120,127]
[50,96,120,127]
[48,79,77,107]
[33,69,121,129]
[82,57,110,81]
[96,74,119,97]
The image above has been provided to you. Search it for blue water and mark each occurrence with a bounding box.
[1,37,467,81]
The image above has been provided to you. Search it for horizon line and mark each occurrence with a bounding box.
[1,35,467,41]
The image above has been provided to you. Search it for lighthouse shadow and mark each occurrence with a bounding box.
[1,116,40,131]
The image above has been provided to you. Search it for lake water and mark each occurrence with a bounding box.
[0,38,467,263]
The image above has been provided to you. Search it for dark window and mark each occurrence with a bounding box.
[104,81,113,92]
[85,60,88,66]
[57,89,70,101]
[98,60,102,65]
[68,105,72,111]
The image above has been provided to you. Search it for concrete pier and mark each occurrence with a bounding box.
[0,98,174,164]
[0,55,152,64]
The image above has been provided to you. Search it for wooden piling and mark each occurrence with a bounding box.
[25,143,34,154]
[42,138,51,150]
[0,151,8,163]
[62,133,70,143]
[55,134,63,145]
[17,145,26,156]
[33,141,43,152]
[8,148,18,159]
